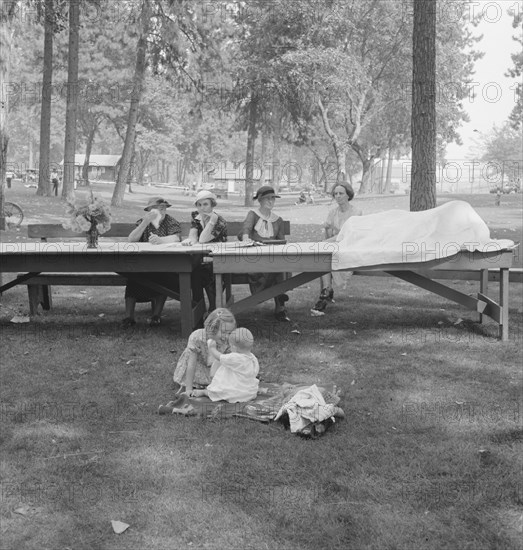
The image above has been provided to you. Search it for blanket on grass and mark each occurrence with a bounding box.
[332,200,515,270]
[162,382,341,422]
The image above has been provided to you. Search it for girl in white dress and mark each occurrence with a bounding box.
[191,328,260,403]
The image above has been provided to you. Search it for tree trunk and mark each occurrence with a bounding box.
[380,154,387,193]
[111,0,151,207]
[411,0,437,211]
[383,146,393,194]
[359,159,372,193]
[61,0,80,202]
[271,114,282,193]
[82,124,96,185]
[244,94,258,207]
[37,0,54,197]
[0,1,17,229]
[258,130,267,187]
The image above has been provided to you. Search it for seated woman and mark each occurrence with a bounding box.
[182,190,227,312]
[240,185,290,322]
[122,196,181,327]
[310,181,362,316]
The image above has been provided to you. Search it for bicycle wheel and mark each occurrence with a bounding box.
[4,202,24,228]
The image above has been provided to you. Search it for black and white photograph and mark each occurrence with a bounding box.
[0,0,521,548]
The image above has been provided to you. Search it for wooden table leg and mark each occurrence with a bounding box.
[215,273,224,308]
[179,273,193,338]
[500,268,509,341]
[479,268,488,324]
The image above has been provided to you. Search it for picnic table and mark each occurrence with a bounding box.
[0,242,215,337]
[210,242,516,341]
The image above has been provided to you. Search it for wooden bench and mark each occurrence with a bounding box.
[21,221,291,314]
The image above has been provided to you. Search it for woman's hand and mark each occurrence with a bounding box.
[207,338,217,349]
[144,210,159,224]
[207,212,219,226]
[148,234,163,245]
[181,238,196,246]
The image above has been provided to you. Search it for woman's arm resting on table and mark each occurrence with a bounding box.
[182,228,199,246]
[149,233,181,244]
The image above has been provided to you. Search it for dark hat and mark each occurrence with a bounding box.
[253,186,280,200]
[144,197,172,211]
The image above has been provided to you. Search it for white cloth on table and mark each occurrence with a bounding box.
[331,200,514,270]
[206,352,260,403]
[274,384,338,433]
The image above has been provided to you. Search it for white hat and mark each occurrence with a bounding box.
[194,190,217,204]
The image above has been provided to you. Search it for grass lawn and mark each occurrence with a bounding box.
[1,185,522,549]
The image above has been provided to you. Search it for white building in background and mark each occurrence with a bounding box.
[361,157,521,194]
[60,154,121,182]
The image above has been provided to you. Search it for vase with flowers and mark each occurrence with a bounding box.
[63,191,112,248]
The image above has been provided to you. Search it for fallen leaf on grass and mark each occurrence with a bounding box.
[291,329,301,335]
[98,313,105,318]
[453,318,463,325]
[400,353,407,356]
[10,315,30,324]
[14,506,30,516]
[351,380,356,385]
[126,360,133,365]
[111,520,129,534]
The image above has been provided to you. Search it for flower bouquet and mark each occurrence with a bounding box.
[63,191,112,248]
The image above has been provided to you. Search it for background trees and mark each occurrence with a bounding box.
[3,0,517,212]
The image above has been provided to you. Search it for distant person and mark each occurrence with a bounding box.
[51,169,59,196]
[495,187,501,207]
[5,170,13,189]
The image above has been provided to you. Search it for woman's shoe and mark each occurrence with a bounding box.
[122,317,136,328]
[275,310,291,322]
[149,315,161,326]
[319,287,334,303]
[311,296,328,316]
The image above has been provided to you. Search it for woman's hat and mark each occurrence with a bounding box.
[144,197,172,211]
[253,186,280,200]
[194,190,217,204]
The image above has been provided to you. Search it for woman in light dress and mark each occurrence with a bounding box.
[310,182,362,316]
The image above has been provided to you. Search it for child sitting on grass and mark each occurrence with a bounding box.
[190,328,259,403]
[172,308,237,395]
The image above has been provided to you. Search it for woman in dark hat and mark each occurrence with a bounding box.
[310,181,362,316]
[240,186,290,322]
[122,196,182,327]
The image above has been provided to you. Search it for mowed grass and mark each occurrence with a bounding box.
[1,188,522,548]
[1,272,522,549]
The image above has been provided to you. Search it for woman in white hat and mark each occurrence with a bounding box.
[182,190,228,246]
[122,196,181,327]
[240,186,290,322]
[182,190,228,311]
